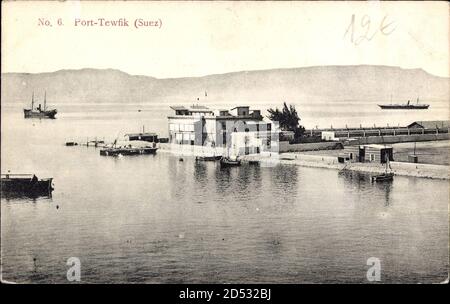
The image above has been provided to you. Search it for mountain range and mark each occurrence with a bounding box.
[1,65,448,105]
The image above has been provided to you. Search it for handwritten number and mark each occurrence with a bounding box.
[345,14,396,45]
[380,15,397,35]
[343,14,355,43]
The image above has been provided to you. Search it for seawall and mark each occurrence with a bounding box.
[159,142,449,179]
[242,153,450,180]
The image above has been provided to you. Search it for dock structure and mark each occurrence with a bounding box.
[83,138,106,147]
[65,137,107,147]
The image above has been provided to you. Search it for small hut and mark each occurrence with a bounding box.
[341,144,393,163]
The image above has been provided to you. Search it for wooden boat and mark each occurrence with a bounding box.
[100,138,158,156]
[24,91,57,119]
[1,174,53,196]
[371,172,394,182]
[371,156,394,182]
[100,146,158,156]
[195,155,222,161]
[220,157,241,168]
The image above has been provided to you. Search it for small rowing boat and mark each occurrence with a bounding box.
[371,155,394,182]
[220,157,241,168]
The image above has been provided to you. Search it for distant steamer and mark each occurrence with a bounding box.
[23,91,57,119]
[378,98,429,110]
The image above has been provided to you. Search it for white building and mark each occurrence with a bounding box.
[168,105,279,155]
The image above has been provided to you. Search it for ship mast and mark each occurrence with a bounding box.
[44,91,47,111]
[31,92,34,110]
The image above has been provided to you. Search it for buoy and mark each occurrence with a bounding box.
[179,158,184,162]
[56,205,59,209]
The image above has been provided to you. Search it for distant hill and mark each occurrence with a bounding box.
[1,65,448,105]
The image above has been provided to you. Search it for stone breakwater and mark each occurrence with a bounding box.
[242,153,450,180]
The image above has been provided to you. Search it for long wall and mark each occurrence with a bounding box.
[346,133,449,145]
[279,141,343,152]
[279,133,449,152]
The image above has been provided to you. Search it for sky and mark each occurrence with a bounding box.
[1,1,449,78]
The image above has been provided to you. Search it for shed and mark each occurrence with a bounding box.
[322,131,336,141]
[407,120,450,129]
[342,144,393,163]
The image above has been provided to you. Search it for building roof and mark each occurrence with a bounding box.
[190,104,210,110]
[407,120,450,129]
[125,132,157,137]
[170,105,212,112]
[170,106,188,111]
[361,144,392,149]
[230,106,250,110]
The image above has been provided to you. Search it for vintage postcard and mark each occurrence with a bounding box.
[1,0,448,288]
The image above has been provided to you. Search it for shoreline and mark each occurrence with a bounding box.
[159,143,449,180]
[243,153,450,180]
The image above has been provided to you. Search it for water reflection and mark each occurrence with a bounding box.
[338,170,370,188]
[193,161,208,184]
[1,192,53,202]
[212,163,265,200]
[338,170,393,207]
[269,164,299,201]
[373,180,393,207]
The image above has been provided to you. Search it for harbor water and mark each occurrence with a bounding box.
[1,102,448,283]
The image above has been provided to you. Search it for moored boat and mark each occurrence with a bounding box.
[196,155,222,161]
[100,146,158,156]
[371,172,394,182]
[220,156,241,168]
[371,155,394,182]
[1,174,54,197]
[248,160,260,165]
[23,91,57,119]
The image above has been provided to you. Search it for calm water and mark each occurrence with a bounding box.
[1,103,448,283]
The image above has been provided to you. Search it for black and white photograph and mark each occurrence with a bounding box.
[1,0,448,288]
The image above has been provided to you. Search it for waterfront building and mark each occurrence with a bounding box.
[168,105,279,155]
[341,144,394,163]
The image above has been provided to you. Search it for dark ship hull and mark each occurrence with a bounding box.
[100,147,158,156]
[24,108,57,119]
[196,156,222,161]
[1,174,53,197]
[378,104,429,110]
